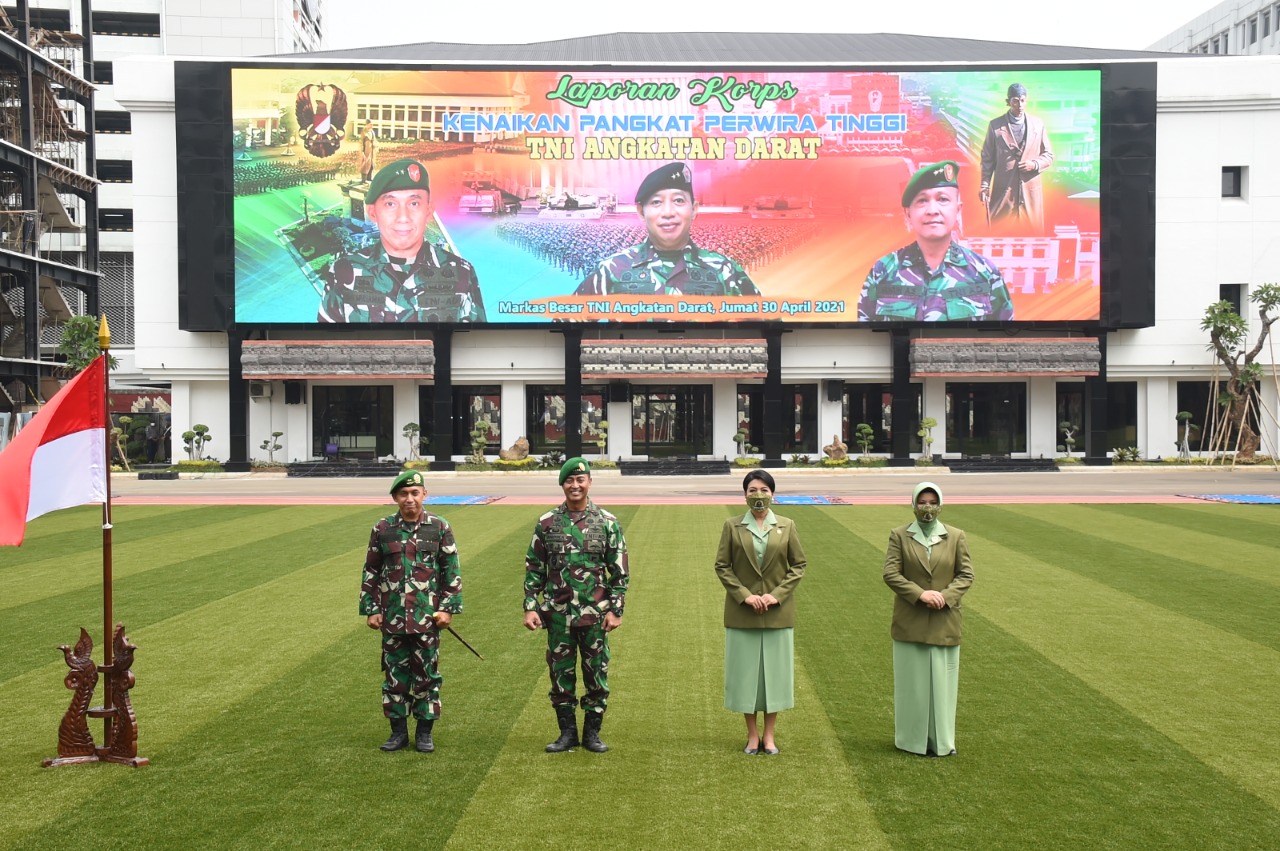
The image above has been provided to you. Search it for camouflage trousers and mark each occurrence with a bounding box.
[380,630,442,721]
[544,612,610,713]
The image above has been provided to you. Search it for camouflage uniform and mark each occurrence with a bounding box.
[319,242,487,323]
[360,511,462,720]
[524,500,629,713]
[575,239,759,297]
[859,240,1015,322]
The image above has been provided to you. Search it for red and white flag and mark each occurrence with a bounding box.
[0,356,108,546]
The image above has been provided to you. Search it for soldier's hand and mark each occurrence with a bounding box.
[979,189,990,206]
[603,612,622,633]
[433,612,452,629]
[524,611,542,631]
[366,614,383,630]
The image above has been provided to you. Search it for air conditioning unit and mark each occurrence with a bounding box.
[249,381,272,399]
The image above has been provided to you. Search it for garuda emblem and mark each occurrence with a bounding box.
[295,83,349,158]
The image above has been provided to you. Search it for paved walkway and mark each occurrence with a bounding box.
[110,466,1280,506]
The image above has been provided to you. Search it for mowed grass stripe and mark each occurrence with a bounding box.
[0,505,312,612]
[0,504,267,570]
[1103,502,1280,542]
[795,507,1280,849]
[7,508,542,850]
[0,506,383,684]
[957,505,1280,652]
[996,503,1280,589]
[953,514,1280,811]
[446,504,891,851]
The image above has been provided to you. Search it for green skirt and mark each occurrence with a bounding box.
[724,627,795,713]
[892,640,960,756]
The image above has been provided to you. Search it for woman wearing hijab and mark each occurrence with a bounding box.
[882,482,974,756]
[714,469,807,754]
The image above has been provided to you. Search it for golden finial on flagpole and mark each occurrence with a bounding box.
[98,315,111,353]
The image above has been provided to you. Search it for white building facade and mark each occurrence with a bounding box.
[111,49,1280,468]
[1150,0,1280,56]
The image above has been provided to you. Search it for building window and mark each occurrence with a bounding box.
[91,62,114,86]
[1219,284,1244,316]
[525,385,607,453]
[92,11,161,37]
[454,386,501,453]
[99,208,133,231]
[1107,382,1138,452]
[1264,10,1272,37]
[96,111,132,134]
[1222,166,1244,198]
[1223,31,1229,52]
[97,159,133,183]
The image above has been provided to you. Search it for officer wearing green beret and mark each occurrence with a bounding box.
[523,457,629,753]
[858,160,1014,322]
[575,162,759,297]
[319,158,487,323]
[359,469,463,752]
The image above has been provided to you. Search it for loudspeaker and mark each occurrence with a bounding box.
[825,380,844,403]
[608,381,631,403]
[284,380,305,405]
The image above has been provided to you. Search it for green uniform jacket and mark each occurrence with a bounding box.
[882,523,974,646]
[714,514,806,629]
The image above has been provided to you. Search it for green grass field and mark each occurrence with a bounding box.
[1,502,1278,850]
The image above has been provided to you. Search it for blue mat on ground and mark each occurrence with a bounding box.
[1187,494,1280,504]
[426,496,495,505]
[772,495,834,505]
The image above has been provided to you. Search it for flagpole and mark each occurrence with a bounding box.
[98,317,114,748]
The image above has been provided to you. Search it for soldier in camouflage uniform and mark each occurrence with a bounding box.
[319,158,487,323]
[859,161,1014,322]
[523,457,629,753]
[360,470,463,753]
[575,162,759,297]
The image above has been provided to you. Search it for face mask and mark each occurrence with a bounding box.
[914,503,940,524]
[746,494,772,512]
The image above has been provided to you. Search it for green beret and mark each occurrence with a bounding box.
[901,160,960,207]
[368,158,430,204]
[635,162,694,205]
[390,469,426,494]
[559,457,591,485]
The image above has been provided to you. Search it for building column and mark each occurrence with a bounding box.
[226,328,248,471]
[762,329,785,467]
[713,379,739,458]
[563,330,583,458]
[1084,334,1111,465]
[432,329,456,470]
[889,329,914,465]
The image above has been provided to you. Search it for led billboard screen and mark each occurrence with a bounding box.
[230,67,1102,325]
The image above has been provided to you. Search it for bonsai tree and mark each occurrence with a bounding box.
[259,431,284,463]
[734,428,749,457]
[1059,421,1077,455]
[917,417,937,464]
[595,420,609,460]
[1175,411,1197,460]
[112,415,132,471]
[182,423,213,461]
[1201,283,1280,460]
[402,422,421,461]
[854,423,876,457]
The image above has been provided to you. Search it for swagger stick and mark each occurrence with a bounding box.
[446,626,485,660]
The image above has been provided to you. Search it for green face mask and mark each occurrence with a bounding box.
[747,493,772,512]
[914,503,940,524]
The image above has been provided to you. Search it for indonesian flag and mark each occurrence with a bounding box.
[0,356,108,546]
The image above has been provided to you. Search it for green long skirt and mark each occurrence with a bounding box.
[724,627,795,713]
[892,640,960,756]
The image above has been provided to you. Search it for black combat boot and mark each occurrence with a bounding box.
[415,719,435,753]
[545,706,579,753]
[380,717,409,752]
[582,711,608,753]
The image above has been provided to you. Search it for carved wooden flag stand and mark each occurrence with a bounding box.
[40,319,148,768]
